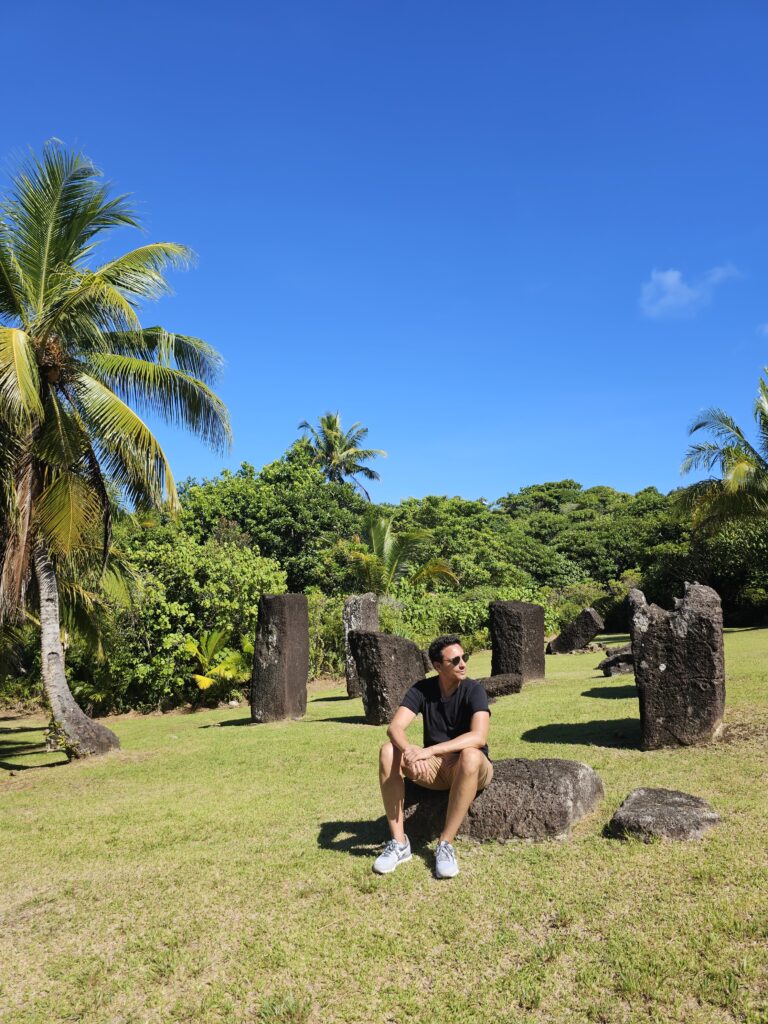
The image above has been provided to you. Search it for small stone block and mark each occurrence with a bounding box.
[606,788,721,841]
[597,643,634,676]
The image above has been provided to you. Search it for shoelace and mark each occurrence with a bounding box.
[383,839,406,854]
[436,842,455,861]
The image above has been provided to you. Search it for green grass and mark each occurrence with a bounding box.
[2,630,767,1024]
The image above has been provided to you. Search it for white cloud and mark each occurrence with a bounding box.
[640,265,738,318]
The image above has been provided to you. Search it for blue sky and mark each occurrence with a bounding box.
[5,1,768,503]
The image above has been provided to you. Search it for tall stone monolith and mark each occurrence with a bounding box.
[343,593,379,697]
[251,594,309,723]
[629,583,725,749]
[490,600,545,683]
[348,630,429,725]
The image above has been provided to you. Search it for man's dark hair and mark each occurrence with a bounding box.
[428,634,462,666]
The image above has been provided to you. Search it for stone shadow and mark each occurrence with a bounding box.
[581,685,637,700]
[520,718,641,749]
[309,714,368,725]
[311,695,352,703]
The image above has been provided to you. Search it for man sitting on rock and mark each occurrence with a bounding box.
[373,634,493,879]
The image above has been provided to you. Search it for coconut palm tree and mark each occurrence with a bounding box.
[298,411,385,499]
[0,143,231,757]
[348,512,458,595]
[679,372,768,530]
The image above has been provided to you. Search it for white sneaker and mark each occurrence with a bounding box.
[435,840,460,879]
[372,838,412,874]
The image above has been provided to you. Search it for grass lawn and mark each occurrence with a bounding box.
[1,631,767,1024]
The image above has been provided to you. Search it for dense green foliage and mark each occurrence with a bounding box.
[4,443,768,712]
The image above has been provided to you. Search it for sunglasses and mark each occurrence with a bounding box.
[445,653,470,667]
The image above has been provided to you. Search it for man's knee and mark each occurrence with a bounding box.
[458,747,484,773]
[379,741,396,769]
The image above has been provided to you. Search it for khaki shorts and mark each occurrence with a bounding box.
[402,751,494,791]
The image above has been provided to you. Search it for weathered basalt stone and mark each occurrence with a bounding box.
[343,593,379,697]
[489,600,545,683]
[348,631,428,725]
[547,608,605,654]
[475,674,523,698]
[404,757,604,841]
[598,643,634,676]
[606,788,720,841]
[251,594,309,723]
[629,583,725,749]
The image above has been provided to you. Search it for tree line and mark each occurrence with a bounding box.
[2,143,767,754]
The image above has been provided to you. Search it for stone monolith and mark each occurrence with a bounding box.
[343,594,379,697]
[629,583,725,749]
[348,630,428,725]
[251,594,309,723]
[489,600,545,682]
[547,607,605,654]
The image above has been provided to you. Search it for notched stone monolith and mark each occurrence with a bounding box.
[489,600,545,683]
[629,583,725,749]
[404,757,604,841]
[251,594,309,723]
[606,788,720,841]
[343,593,379,697]
[547,607,605,654]
[348,630,428,725]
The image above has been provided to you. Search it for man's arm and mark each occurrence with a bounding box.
[406,711,490,762]
[387,705,419,755]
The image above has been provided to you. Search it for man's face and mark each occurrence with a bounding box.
[434,642,468,685]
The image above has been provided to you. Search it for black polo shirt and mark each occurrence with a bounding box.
[399,677,490,759]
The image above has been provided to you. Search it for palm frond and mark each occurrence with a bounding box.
[68,372,179,510]
[0,327,42,424]
[35,471,103,557]
[84,354,231,452]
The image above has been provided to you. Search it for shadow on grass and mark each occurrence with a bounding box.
[0,724,45,734]
[200,717,254,728]
[318,818,383,857]
[311,695,351,703]
[520,718,641,749]
[581,685,637,700]
[310,715,369,725]
[317,817,433,868]
[0,755,67,771]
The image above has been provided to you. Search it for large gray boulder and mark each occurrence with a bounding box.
[404,758,604,841]
[490,600,545,683]
[629,583,725,749]
[251,594,309,723]
[348,631,429,725]
[547,607,605,654]
[606,788,721,841]
[475,674,523,699]
[343,593,379,697]
[597,643,634,676]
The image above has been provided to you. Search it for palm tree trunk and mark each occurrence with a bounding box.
[33,542,120,759]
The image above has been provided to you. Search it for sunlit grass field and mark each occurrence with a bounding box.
[2,630,767,1024]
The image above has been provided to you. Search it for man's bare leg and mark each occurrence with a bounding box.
[379,741,407,843]
[439,747,490,844]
